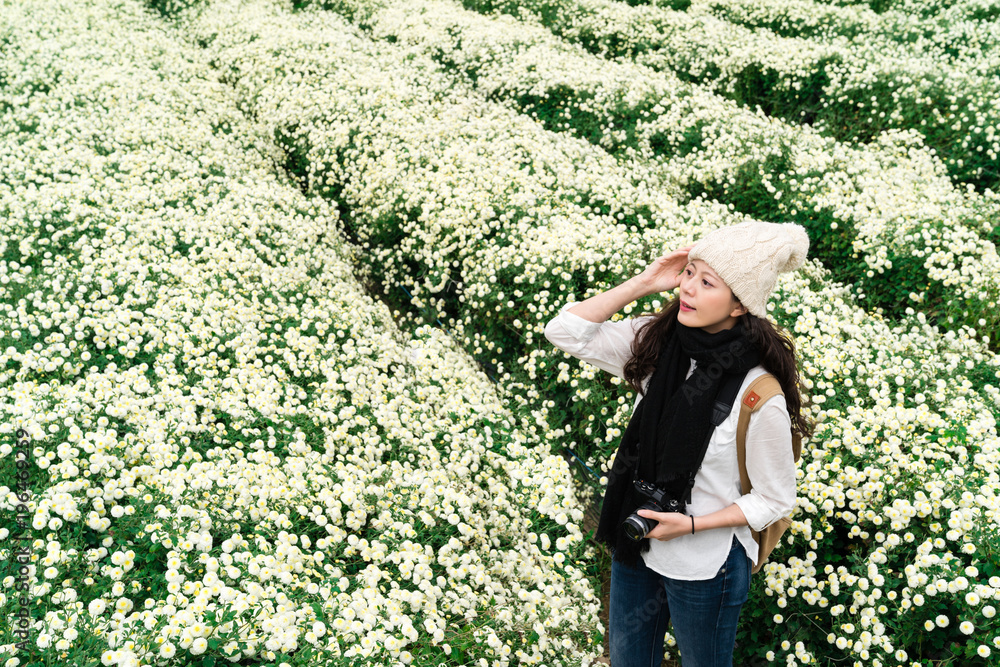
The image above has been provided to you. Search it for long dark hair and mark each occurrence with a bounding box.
[622,299,814,440]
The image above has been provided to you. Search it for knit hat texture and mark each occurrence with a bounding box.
[687,221,809,318]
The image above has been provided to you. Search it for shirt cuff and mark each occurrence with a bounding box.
[734,492,788,533]
[551,302,605,344]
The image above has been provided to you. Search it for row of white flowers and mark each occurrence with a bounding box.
[318,0,1000,331]
[460,0,1000,192]
[162,0,1000,662]
[867,0,1000,22]
[0,0,600,665]
[680,0,1000,63]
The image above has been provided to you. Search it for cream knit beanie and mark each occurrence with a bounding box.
[687,221,810,318]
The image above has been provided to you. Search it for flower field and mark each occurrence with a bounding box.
[0,0,998,665]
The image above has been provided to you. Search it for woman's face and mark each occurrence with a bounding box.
[676,260,747,333]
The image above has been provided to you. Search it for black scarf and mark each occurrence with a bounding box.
[595,319,761,567]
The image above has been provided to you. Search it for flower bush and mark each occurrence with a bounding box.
[0,1,600,665]
[458,0,1000,192]
[4,0,1000,664]
[679,0,1000,61]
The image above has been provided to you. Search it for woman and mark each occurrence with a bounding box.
[543,221,813,667]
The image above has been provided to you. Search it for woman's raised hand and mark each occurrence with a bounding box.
[561,246,693,323]
[633,246,693,295]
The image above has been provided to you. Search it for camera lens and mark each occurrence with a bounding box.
[622,514,651,542]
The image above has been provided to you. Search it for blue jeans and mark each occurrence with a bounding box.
[608,537,751,667]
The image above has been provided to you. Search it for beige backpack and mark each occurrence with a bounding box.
[736,374,803,574]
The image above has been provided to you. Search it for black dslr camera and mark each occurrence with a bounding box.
[622,479,686,542]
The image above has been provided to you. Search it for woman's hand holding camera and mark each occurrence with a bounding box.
[638,504,751,541]
[636,508,694,541]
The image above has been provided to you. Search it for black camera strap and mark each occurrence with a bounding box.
[679,369,749,503]
[712,371,749,428]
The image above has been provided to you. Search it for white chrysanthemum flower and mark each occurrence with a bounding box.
[190,638,209,656]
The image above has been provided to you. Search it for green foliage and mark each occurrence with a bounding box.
[147,0,206,17]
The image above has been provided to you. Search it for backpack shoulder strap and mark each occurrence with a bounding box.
[736,374,800,495]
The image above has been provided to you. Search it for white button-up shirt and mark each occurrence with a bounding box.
[544,302,797,580]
